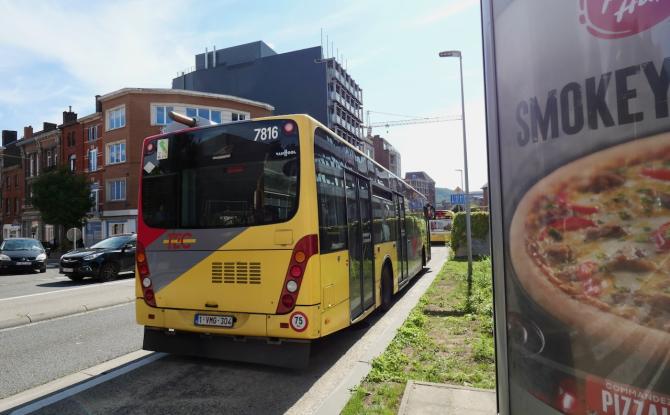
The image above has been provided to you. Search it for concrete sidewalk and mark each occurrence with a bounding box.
[0,279,135,329]
[398,381,496,414]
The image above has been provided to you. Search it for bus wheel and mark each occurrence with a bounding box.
[381,265,393,312]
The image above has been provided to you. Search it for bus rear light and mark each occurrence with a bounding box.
[144,140,156,155]
[281,294,295,308]
[283,122,296,135]
[136,241,156,307]
[290,265,302,278]
[286,280,298,293]
[294,251,306,263]
[276,234,318,314]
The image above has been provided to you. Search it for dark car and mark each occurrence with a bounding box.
[0,238,48,273]
[59,234,136,282]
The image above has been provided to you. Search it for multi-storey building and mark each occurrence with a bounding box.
[404,171,436,206]
[172,41,366,149]
[1,130,24,239]
[17,123,60,242]
[371,134,401,177]
[61,88,273,245]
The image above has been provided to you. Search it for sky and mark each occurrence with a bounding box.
[0,0,487,191]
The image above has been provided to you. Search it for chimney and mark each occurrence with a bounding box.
[205,47,208,69]
[95,95,102,113]
[43,122,57,132]
[62,107,78,124]
[23,126,33,140]
[1,130,17,146]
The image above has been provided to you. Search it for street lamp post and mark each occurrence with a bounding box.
[455,168,464,191]
[440,50,474,288]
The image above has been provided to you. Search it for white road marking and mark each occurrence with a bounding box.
[0,279,133,302]
[4,351,166,414]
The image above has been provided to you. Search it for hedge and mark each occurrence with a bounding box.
[451,211,490,252]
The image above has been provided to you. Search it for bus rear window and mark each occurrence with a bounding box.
[141,120,299,229]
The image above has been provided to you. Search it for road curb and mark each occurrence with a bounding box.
[0,350,159,414]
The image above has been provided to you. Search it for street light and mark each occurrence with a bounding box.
[440,49,473,287]
[455,168,464,191]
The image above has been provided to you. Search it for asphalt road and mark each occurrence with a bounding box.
[4,246,448,415]
[0,303,142,399]
[0,265,134,300]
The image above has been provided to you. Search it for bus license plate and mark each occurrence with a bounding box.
[194,314,234,328]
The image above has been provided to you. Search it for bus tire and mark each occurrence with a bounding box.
[380,265,393,312]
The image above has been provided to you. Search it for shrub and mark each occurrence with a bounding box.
[451,211,490,252]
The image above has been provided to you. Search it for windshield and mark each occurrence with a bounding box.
[142,120,299,229]
[90,235,134,250]
[0,239,43,251]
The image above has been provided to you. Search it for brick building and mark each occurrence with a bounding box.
[1,130,24,239]
[404,171,436,206]
[371,134,401,177]
[17,123,60,243]
[61,88,273,244]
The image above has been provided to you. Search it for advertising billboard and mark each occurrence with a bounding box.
[483,1,670,414]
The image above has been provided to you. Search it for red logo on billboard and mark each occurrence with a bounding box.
[579,0,670,39]
[585,375,670,415]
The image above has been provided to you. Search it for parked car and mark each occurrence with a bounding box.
[59,234,136,282]
[0,238,48,273]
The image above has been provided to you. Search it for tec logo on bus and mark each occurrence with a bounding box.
[162,233,196,250]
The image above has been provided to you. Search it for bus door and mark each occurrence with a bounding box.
[345,171,375,320]
[395,194,409,282]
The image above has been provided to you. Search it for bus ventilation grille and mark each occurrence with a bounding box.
[211,262,261,285]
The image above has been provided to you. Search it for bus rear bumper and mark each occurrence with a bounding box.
[143,326,311,368]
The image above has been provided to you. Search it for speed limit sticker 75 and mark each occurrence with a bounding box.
[290,312,308,332]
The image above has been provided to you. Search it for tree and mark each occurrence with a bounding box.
[31,167,94,231]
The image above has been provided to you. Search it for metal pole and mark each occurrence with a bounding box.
[458,55,474,287]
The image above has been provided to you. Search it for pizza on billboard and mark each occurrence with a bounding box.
[510,133,670,361]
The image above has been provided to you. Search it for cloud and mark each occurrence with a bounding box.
[407,0,478,27]
[0,1,194,96]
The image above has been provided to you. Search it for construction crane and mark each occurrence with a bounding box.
[363,110,460,135]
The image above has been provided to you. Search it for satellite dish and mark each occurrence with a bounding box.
[66,228,82,242]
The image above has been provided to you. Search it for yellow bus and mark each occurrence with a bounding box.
[135,114,430,367]
[429,210,453,244]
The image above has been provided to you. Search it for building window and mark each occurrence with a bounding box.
[185,106,225,123]
[232,112,246,121]
[4,198,8,214]
[28,153,36,177]
[69,154,76,172]
[106,106,126,131]
[14,175,18,188]
[90,183,100,213]
[107,179,126,201]
[5,177,8,190]
[46,149,53,168]
[15,198,19,214]
[106,141,126,165]
[109,222,126,236]
[154,105,174,125]
[87,125,99,141]
[89,148,98,171]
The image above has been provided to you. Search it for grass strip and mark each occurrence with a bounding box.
[341,258,495,415]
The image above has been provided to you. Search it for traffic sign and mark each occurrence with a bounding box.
[450,193,466,204]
